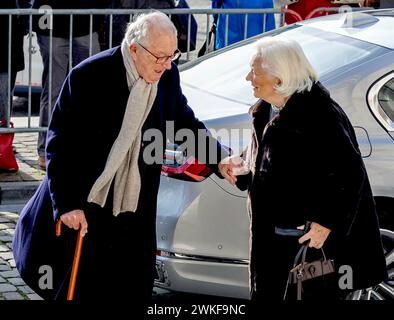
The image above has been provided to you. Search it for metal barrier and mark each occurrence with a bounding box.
[0,8,286,134]
[2,6,369,134]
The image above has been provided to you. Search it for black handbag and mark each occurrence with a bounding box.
[283,243,336,300]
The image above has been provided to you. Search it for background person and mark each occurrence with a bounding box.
[212,0,276,50]
[17,0,111,169]
[0,0,27,125]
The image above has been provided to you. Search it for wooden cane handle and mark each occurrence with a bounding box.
[56,219,62,237]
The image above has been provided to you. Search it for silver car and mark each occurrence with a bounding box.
[154,9,394,300]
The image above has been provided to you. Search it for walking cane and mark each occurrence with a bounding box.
[55,220,84,300]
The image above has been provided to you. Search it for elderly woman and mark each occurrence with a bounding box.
[219,37,387,301]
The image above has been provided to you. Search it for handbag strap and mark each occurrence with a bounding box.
[292,241,328,269]
[284,242,330,300]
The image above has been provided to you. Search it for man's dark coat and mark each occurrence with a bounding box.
[12,46,224,300]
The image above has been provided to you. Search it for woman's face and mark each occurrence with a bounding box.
[246,56,283,106]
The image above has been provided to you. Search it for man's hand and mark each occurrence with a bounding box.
[298,222,331,249]
[60,209,88,237]
[218,155,245,186]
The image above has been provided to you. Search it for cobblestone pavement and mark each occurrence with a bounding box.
[0,131,45,183]
[0,208,43,300]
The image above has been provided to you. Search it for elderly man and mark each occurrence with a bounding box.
[13,12,227,306]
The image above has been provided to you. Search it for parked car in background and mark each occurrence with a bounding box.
[155,9,394,300]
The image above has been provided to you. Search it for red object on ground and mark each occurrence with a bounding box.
[0,121,19,172]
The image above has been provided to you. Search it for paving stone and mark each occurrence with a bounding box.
[0,270,20,278]
[21,175,38,181]
[24,161,38,166]
[0,236,13,242]
[0,265,11,272]
[27,293,43,300]
[0,276,5,283]
[0,213,19,220]
[7,277,25,286]
[0,230,11,236]
[0,283,17,293]
[0,224,15,231]
[4,229,14,236]
[17,161,31,167]
[0,174,21,182]
[9,259,16,268]
[0,245,9,252]
[0,252,13,260]
[20,156,37,161]
[18,286,34,294]
[0,218,10,223]
[3,291,25,300]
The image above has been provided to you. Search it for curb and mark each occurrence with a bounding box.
[0,182,40,205]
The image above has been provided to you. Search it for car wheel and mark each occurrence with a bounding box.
[347,228,394,300]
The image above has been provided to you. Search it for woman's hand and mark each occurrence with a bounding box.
[298,222,331,249]
[218,155,245,186]
[60,209,88,237]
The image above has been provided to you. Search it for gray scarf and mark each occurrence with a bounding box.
[87,39,158,216]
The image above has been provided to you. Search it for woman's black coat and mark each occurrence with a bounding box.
[237,82,387,295]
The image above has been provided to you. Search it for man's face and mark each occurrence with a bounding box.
[129,30,178,84]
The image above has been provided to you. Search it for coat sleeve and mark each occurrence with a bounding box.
[171,67,230,176]
[45,68,91,221]
[235,146,252,191]
[303,101,367,233]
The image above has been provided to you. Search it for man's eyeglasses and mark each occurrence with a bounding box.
[136,41,181,64]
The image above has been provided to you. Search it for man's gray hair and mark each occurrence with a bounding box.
[254,37,318,97]
[124,11,177,46]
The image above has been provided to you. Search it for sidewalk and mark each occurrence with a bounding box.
[0,209,42,300]
[0,130,44,205]
[0,129,43,300]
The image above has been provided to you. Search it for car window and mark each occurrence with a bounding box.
[378,77,394,124]
[277,27,383,78]
[181,25,389,105]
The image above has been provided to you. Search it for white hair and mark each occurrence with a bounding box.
[254,37,318,97]
[124,11,177,46]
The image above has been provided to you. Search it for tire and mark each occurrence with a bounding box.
[347,228,394,300]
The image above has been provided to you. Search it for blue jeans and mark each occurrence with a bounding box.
[37,33,100,156]
[0,71,17,123]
